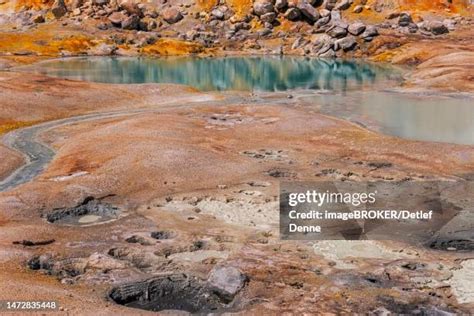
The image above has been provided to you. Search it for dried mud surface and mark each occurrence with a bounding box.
[0,72,473,314]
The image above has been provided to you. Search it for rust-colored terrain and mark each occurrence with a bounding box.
[0,0,473,314]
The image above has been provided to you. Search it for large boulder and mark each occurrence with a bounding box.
[253,0,274,16]
[296,0,320,22]
[162,7,183,24]
[208,266,248,302]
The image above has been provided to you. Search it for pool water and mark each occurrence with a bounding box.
[23,56,404,92]
[21,57,473,145]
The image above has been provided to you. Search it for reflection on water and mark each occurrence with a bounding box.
[24,56,403,92]
[21,56,473,145]
[301,92,474,145]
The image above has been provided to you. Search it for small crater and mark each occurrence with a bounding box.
[266,168,296,178]
[242,149,288,161]
[429,239,474,252]
[109,273,240,313]
[150,231,176,240]
[44,196,120,226]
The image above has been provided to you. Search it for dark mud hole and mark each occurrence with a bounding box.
[109,274,239,313]
[44,196,120,225]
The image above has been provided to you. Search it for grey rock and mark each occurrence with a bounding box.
[208,266,247,301]
[297,0,320,22]
[334,35,357,51]
[335,0,352,11]
[319,48,335,58]
[315,15,331,27]
[211,8,225,20]
[425,21,449,35]
[260,12,276,23]
[360,25,378,40]
[348,22,365,35]
[330,10,341,21]
[327,25,347,38]
[323,0,338,10]
[253,0,274,16]
[398,12,412,27]
[285,8,301,21]
[275,0,288,11]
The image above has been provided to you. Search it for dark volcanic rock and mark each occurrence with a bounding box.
[51,0,67,19]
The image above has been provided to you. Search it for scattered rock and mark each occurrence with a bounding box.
[334,35,357,51]
[285,8,301,21]
[348,22,366,35]
[398,13,412,27]
[32,14,45,23]
[162,7,183,24]
[253,0,274,16]
[424,21,449,35]
[297,0,320,22]
[108,12,126,26]
[327,25,347,38]
[335,0,352,11]
[121,14,140,30]
[275,0,288,11]
[208,266,248,302]
[360,25,379,41]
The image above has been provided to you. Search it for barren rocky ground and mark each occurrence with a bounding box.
[0,0,473,315]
